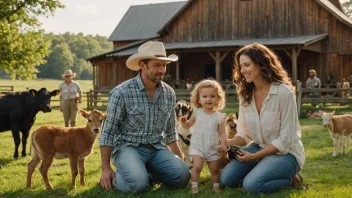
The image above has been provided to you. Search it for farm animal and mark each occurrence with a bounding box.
[219,113,238,169]
[26,109,106,190]
[175,100,193,167]
[0,88,60,159]
[225,113,238,139]
[319,110,352,157]
[306,110,321,119]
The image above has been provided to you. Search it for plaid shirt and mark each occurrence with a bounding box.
[99,74,177,158]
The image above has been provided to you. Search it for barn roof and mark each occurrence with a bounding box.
[106,33,328,57]
[108,1,187,42]
[158,0,352,34]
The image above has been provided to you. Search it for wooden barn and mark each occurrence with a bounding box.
[87,0,352,91]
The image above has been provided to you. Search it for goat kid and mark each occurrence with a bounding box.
[219,113,238,169]
[26,109,106,190]
[319,110,352,157]
[175,100,193,167]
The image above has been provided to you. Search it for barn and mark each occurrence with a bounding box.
[87,0,352,91]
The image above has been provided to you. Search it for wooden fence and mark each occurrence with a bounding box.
[86,89,239,110]
[296,82,352,117]
[0,85,14,93]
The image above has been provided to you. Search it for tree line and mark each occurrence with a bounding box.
[36,33,112,80]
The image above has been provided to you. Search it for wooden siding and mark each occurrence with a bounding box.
[163,0,352,53]
[113,40,138,49]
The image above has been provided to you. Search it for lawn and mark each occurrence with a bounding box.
[1,80,352,197]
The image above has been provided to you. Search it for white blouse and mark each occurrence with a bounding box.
[236,84,305,169]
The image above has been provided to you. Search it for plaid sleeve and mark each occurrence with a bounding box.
[99,88,124,147]
[163,97,178,145]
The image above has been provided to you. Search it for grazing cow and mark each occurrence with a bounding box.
[175,100,193,167]
[26,109,106,190]
[306,110,321,119]
[319,110,352,157]
[0,88,60,159]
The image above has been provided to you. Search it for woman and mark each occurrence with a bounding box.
[220,43,306,193]
[59,69,83,127]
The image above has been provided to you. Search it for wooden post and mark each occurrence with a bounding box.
[284,47,301,83]
[176,60,180,83]
[86,92,89,110]
[208,51,229,82]
[93,64,96,90]
[296,81,302,118]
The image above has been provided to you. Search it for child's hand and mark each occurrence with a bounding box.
[180,115,188,123]
[216,144,228,152]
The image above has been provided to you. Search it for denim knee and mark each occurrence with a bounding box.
[243,177,262,193]
[163,162,190,188]
[119,172,149,194]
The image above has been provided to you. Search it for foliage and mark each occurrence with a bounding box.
[342,0,352,18]
[36,33,112,80]
[0,0,64,80]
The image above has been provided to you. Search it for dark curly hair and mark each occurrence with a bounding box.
[233,43,295,105]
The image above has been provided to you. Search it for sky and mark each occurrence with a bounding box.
[39,0,349,38]
[38,0,183,37]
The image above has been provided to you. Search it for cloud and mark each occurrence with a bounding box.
[75,4,99,15]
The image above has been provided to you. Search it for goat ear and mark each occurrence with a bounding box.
[331,111,335,116]
[103,113,107,120]
[79,109,88,118]
[235,112,239,119]
[318,110,324,116]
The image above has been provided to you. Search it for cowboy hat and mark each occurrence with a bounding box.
[126,41,178,71]
[309,69,317,75]
[62,69,76,78]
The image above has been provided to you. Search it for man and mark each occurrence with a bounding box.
[99,41,190,194]
[306,69,321,97]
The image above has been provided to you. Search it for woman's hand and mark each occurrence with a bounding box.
[236,150,257,162]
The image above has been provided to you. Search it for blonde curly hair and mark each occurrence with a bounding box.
[190,79,226,110]
[233,43,295,105]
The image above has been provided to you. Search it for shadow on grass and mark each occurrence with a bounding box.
[0,157,14,168]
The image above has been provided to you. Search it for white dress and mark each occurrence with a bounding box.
[189,108,224,162]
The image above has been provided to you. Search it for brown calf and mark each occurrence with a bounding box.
[26,109,106,189]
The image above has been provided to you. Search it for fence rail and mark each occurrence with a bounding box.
[296,83,352,117]
[86,89,239,110]
[0,85,14,93]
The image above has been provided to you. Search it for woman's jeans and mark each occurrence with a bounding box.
[112,144,190,194]
[220,143,300,193]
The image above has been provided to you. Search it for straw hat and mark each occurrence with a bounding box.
[309,69,317,75]
[126,41,178,71]
[62,69,76,78]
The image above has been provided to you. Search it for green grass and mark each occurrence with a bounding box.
[1,80,352,197]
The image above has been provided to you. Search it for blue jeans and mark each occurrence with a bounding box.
[220,143,300,193]
[112,144,190,194]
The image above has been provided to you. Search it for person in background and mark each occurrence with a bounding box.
[59,69,82,127]
[305,69,321,97]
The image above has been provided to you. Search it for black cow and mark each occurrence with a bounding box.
[0,88,60,159]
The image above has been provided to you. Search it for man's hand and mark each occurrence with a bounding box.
[100,166,116,191]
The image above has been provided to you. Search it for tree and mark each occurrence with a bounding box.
[342,0,352,18]
[0,0,64,79]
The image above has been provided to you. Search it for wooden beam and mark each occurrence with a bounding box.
[220,51,229,62]
[284,47,301,82]
[208,52,216,61]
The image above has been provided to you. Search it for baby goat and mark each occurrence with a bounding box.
[26,109,106,189]
[319,110,352,157]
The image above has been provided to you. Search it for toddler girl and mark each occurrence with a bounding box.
[180,79,227,194]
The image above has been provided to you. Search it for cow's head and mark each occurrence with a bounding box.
[28,88,60,113]
[175,100,193,121]
[79,109,106,134]
[319,110,335,127]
